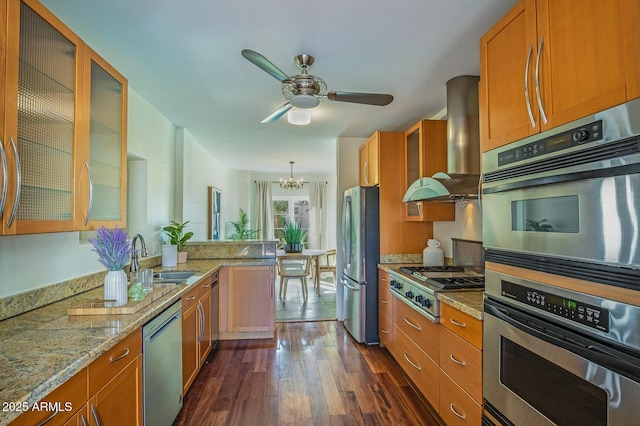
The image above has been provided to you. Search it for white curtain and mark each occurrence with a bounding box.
[254,181,274,241]
[308,181,327,249]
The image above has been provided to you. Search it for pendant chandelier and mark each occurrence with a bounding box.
[280,161,304,189]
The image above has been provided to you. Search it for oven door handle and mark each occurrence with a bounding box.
[485,299,640,382]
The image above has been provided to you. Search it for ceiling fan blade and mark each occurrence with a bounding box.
[242,49,289,82]
[261,103,292,123]
[327,91,394,106]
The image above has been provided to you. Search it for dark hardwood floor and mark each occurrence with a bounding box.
[173,321,443,425]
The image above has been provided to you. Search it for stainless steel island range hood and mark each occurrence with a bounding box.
[403,75,480,202]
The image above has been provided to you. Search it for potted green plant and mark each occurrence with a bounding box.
[163,220,194,263]
[283,222,305,253]
[229,209,259,240]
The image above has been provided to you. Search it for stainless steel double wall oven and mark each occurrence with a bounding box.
[481,99,640,425]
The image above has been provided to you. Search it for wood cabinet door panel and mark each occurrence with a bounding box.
[199,290,212,365]
[87,355,142,426]
[393,297,439,363]
[379,311,393,348]
[439,327,482,403]
[378,271,393,319]
[88,328,141,395]
[182,303,199,394]
[439,369,482,426]
[440,303,483,350]
[227,266,275,333]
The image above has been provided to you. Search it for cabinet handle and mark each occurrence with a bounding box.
[7,137,21,229]
[81,414,89,426]
[381,277,388,282]
[450,403,466,420]
[91,405,101,426]
[201,283,210,288]
[449,353,466,366]
[381,328,390,334]
[363,158,369,185]
[535,37,548,125]
[0,139,7,217]
[186,295,196,301]
[81,160,94,225]
[477,174,483,211]
[198,302,204,343]
[381,299,388,304]
[450,317,467,328]
[109,347,130,364]
[404,315,422,331]
[524,44,536,128]
[38,409,58,425]
[403,351,422,371]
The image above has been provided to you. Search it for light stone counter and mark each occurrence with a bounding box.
[0,257,274,426]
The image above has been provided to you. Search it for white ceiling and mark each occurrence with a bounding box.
[41,0,517,175]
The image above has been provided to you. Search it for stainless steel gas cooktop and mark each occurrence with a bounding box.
[398,266,485,290]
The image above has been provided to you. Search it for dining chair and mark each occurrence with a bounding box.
[316,249,337,284]
[277,255,311,302]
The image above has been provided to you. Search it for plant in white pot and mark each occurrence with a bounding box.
[163,220,194,263]
[89,226,132,307]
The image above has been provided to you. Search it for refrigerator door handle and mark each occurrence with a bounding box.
[343,195,353,271]
[341,278,360,292]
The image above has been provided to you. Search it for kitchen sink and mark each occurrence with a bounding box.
[152,270,198,284]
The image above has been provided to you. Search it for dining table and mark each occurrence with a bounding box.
[276,249,327,294]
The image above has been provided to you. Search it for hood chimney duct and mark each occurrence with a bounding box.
[447,75,480,175]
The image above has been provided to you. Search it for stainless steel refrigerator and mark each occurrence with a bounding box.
[341,186,380,344]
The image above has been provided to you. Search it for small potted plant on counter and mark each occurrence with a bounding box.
[163,220,194,263]
[283,222,305,253]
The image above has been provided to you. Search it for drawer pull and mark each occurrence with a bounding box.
[185,295,196,301]
[381,328,390,334]
[109,347,130,364]
[449,353,466,366]
[202,283,210,288]
[450,403,466,420]
[381,299,389,304]
[81,414,89,426]
[38,409,57,425]
[404,315,422,331]
[381,277,388,281]
[450,317,467,328]
[403,351,422,371]
[91,405,102,426]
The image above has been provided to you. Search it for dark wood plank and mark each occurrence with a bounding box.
[174,321,442,426]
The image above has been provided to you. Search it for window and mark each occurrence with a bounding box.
[273,197,309,243]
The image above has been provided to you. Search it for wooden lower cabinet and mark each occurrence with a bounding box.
[182,274,215,394]
[439,370,482,425]
[393,324,440,412]
[219,265,275,339]
[440,303,483,350]
[86,354,143,426]
[394,296,440,362]
[439,327,482,403]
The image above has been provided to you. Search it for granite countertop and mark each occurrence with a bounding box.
[0,258,274,426]
[378,263,485,321]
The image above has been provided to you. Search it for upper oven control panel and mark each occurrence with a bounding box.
[501,280,610,332]
[497,120,603,166]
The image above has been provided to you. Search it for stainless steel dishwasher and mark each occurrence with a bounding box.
[143,300,183,426]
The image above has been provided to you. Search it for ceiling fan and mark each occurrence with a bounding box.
[241,49,394,123]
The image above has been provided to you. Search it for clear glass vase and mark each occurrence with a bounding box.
[104,270,128,307]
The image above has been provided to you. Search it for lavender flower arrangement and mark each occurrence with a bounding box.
[89,226,132,271]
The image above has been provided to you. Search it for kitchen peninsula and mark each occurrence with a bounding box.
[0,241,276,426]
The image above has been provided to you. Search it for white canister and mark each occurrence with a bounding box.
[162,244,178,268]
[423,239,444,266]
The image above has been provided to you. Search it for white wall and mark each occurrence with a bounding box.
[175,128,230,241]
[0,89,176,298]
[433,200,483,258]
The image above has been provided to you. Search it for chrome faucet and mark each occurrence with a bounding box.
[130,234,148,274]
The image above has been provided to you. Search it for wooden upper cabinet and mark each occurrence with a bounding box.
[2,0,83,234]
[403,120,454,222]
[359,132,379,186]
[77,46,127,230]
[480,0,639,153]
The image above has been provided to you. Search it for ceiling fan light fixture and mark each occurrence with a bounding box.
[287,109,311,125]
[289,94,319,109]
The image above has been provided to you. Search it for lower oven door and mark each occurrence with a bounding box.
[483,299,640,426]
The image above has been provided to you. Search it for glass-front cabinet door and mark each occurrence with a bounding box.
[2,0,82,234]
[78,47,127,229]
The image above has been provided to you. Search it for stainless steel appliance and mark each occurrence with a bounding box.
[341,186,380,344]
[483,269,640,425]
[482,98,640,280]
[389,265,484,323]
[143,300,183,426]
